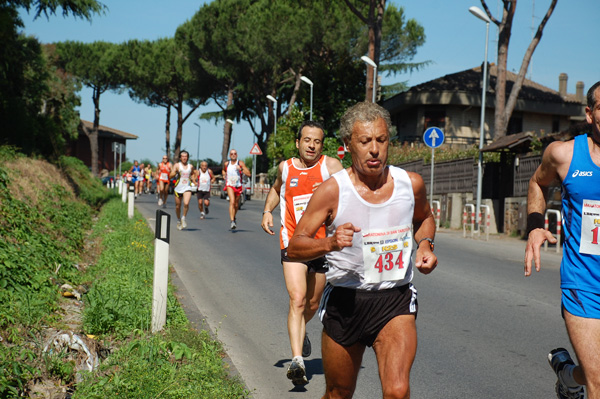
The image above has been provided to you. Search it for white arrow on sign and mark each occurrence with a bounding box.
[429,129,440,148]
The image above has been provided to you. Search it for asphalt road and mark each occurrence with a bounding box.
[133,191,571,399]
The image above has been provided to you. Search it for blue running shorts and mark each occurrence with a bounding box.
[562,288,600,319]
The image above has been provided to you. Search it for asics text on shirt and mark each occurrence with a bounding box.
[572,170,593,177]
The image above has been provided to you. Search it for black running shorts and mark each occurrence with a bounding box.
[280,248,328,273]
[196,190,210,200]
[320,283,417,347]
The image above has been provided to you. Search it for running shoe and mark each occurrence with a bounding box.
[177,220,182,230]
[287,357,308,386]
[181,217,187,229]
[302,334,311,358]
[200,212,205,220]
[548,348,585,399]
[205,206,209,215]
[230,220,237,230]
[158,198,163,206]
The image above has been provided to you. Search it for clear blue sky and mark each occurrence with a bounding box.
[18,0,599,165]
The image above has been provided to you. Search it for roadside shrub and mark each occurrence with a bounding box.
[58,156,113,207]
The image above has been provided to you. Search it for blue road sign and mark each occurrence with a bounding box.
[423,127,445,149]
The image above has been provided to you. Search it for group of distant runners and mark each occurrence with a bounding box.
[131,148,250,231]
[123,84,600,398]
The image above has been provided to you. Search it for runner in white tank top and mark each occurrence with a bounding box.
[287,102,437,398]
[196,161,215,219]
[222,149,250,230]
[169,151,196,230]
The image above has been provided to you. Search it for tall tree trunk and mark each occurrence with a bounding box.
[344,0,386,103]
[220,87,234,165]
[174,102,184,161]
[501,0,557,138]
[481,0,558,139]
[90,87,100,176]
[164,105,171,161]
[492,1,514,139]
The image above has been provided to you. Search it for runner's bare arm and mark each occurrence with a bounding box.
[261,161,284,235]
[409,172,437,275]
[239,161,251,177]
[288,178,359,261]
[209,170,216,183]
[524,141,567,276]
[222,161,228,177]
[169,163,178,179]
[309,156,344,192]
[326,156,344,175]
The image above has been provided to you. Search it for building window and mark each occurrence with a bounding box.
[424,110,446,131]
[552,115,560,133]
[507,112,523,135]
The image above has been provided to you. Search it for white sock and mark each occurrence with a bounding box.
[560,364,580,388]
[292,356,304,366]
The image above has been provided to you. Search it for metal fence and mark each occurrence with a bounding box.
[513,154,541,197]
[396,158,476,195]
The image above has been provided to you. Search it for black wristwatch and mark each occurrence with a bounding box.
[417,237,434,251]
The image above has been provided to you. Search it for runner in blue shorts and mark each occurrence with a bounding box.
[525,81,600,399]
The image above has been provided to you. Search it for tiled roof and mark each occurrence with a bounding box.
[80,120,138,140]
[407,64,581,105]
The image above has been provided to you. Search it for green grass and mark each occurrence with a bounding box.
[0,147,249,398]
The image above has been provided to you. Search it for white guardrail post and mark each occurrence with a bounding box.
[127,185,135,219]
[431,200,441,229]
[463,204,475,238]
[152,210,170,333]
[544,209,562,253]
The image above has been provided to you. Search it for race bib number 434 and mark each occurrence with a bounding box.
[362,226,412,283]
[580,199,600,256]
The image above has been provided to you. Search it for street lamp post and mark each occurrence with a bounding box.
[469,6,491,232]
[300,76,313,120]
[193,122,201,169]
[266,95,278,167]
[361,55,377,103]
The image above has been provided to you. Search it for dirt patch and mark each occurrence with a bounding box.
[4,158,73,206]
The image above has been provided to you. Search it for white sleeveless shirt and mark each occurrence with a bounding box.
[197,169,211,192]
[325,166,415,290]
[226,160,242,187]
[174,163,193,194]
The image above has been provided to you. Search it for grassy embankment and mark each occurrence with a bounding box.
[0,147,249,398]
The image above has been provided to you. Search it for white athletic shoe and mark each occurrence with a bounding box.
[158,198,163,206]
[176,220,182,230]
[230,220,237,230]
[287,356,308,386]
[181,217,187,229]
[200,212,205,220]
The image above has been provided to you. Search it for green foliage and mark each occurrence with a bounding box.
[58,156,113,207]
[0,152,246,397]
[12,0,106,21]
[0,7,81,159]
[0,151,96,396]
[74,327,249,398]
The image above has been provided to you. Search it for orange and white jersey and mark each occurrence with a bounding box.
[158,162,171,182]
[279,155,330,249]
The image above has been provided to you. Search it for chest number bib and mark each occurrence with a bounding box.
[580,199,600,255]
[292,193,312,223]
[362,226,412,283]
